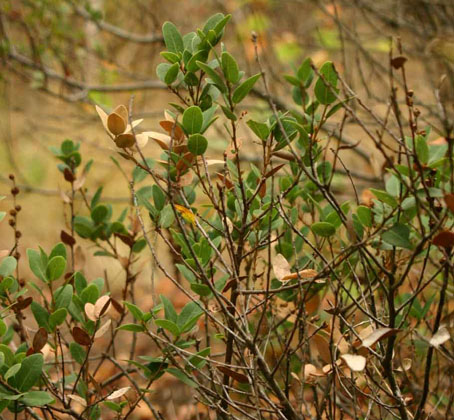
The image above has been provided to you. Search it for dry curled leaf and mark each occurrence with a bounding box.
[361,327,400,348]
[340,354,366,372]
[429,326,450,348]
[68,394,87,406]
[273,253,291,281]
[85,303,96,322]
[94,319,112,340]
[114,133,136,148]
[281,269,318,281]
[61,230,76,247]
[94,295,111,318]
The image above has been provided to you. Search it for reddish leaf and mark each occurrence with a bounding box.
[217,366,249,383]
[12,297,33,311]
[61,230,76,246]
[391,56,407,69]
[72,327,92,346]
[433,230,454,249]
[111,298,124,315]
[33,327,48,352]
[63,168,75,183]
[444,194,454,213]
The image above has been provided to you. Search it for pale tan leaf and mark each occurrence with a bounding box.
[68,394,87,406]
[95,105,109,132]
[396,358,412,372]
[136,133,149,148]
[205,159,225,166]
[125,119,144,133]
[429,326,450,348]
[273,253,291,281]
[113,105,128,122]
[84,303,96,322]
[107,386,130,400]
[94,295,111,318]
[94,319,111,340]
[340,354,366,372]
[281,269,318,281]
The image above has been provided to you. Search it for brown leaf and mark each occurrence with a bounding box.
[391,56,407,69]
[313,334,332,364]
[72,327,92,346]
[108,112,127,136]
[63,168,75,183]
[216,173,234,190]
[33,327,48,352]
[160,120,185,142]
[217,366,248,383]
[433,230,454,249]
[114,134,136,148]
[361,327,400,348]
[110,298,124,315]
[61,230,76,246]
[112,105,128,123]
[12,297,33,311]
[264,163,285,179]
[444,194,454,213]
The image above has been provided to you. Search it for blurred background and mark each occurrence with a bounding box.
[1,0,454,417]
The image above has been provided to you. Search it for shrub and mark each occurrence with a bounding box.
[1,13,453,420]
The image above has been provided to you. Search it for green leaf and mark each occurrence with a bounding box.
[370,188,398,208]
[155,319,180,336]
[124,302,144,321]
[91,205,109,224]
[49,243,66,260]
[49,308,67,330]
[164,62,180,85]
[20,391,55,407]
[69,342,86,364]
[0,257,16,277]
[46,256,66,282]
[152,185,166,211]
[356,206,372,228]
[196,61,226,93]
[13,353,43,391]
[311,222,336,237]
[165,367,198,388]
[188,134,208,155]
[0,344,14,366]
[0,319,6,337]
[156,63,172,83]
[116,324,145,332]
[246,120,270,141]
[182,106,203,135]
[232,73,261,104]
[162,21,184,54]
[190,283,211,297]
[160,295,178,323]
[159,204,175,229]
[188,347,210,369]
[55,285,73,309]
[382,223,412,249]
[415,135,429,164]
[27,249,46,282]
[5,364,21,380]
[221,51,240,84]
[314,61,338,105]
[31,302,50,332]
[297,58,313,85]
[177,301,203,333]
[80,284,99,305]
